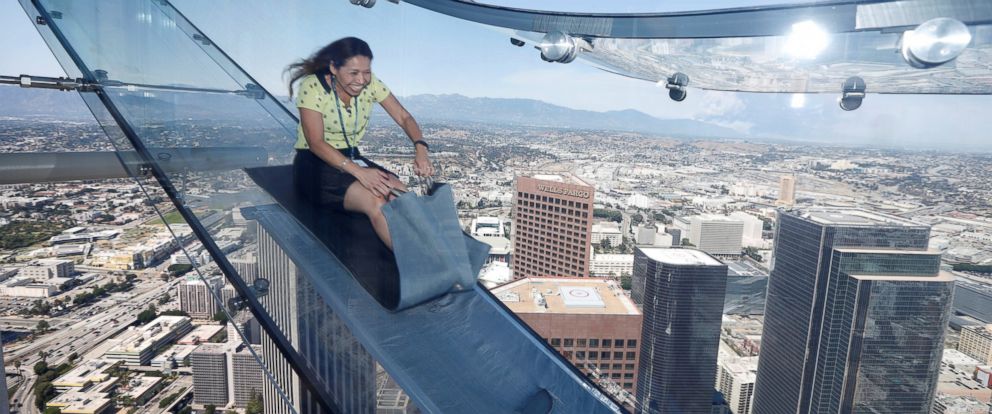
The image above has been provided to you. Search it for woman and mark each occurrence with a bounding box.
[287,37,433,249]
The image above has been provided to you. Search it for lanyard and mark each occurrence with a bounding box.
[329,74,360,160]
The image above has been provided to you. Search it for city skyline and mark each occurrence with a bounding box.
[2,1,992,413]
[2,0,992,151]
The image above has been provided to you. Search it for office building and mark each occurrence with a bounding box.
[752,209,954,414]
[20,259,74,279]
[777,175,796,206]
[592,222,623,247]
[191,344,230,407]
[492,277,642,395]
[0,335,7,414]
[590,253,634,278]
[255,221,376,414]
[511,174,595,279]
[633,247,727,414]
[470,216,504,237]
[177,276,222,320]
[104,315,193,365]
[716,357,758,414]
[959,325,992,364]
[689,215,744,256]
[953,280,992,323]
[232,344,265,408]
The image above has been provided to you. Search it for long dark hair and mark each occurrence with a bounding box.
[286,37,373,96]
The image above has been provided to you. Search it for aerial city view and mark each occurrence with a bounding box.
[2,1,992,414]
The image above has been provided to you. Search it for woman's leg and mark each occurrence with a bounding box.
[342,176,407,250]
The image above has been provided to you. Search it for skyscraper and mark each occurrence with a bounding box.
[511,174,595,279]
[177,276,222,320]
[191,344,230,407]
[232,344,265,408]
[752,209,954,414]
[633,247,727,414]
[688,215,745,256]
[255,221,376,414]
[777,175,796,206]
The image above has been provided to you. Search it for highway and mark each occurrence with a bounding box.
[6,274,181,413]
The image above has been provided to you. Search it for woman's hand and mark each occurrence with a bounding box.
[353,166,394,198]
[413,150,434,177]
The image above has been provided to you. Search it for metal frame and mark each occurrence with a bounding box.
[20,1,341,412]
[400,0,992,38]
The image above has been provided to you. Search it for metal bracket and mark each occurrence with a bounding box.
[350,0,376,8]
[840,76,866,111]
[666,72,689,102]
[0,74,100,92]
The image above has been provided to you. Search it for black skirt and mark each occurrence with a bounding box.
[293,149,397,211]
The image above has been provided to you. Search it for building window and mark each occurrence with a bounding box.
[611,373,621,379]
[614,352,623,360]
[576,339,587,348]
[602,339,612,348]
[623,382,633,389]
[589,352,598,360]
[614,339,625,348]
[613,363,622,370]
[625,364,634,370]
[576,351,586,360]
[626,352,636,360]
[551,338,561,346]
[563,338,574,347]
[600,352,610,360]
[627,339,637,348]
[624,373,634,379]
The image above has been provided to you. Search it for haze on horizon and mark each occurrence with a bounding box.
[1,0,990,152]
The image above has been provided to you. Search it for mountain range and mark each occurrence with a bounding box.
[0,86,741,139]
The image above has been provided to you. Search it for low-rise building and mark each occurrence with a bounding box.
[104,315,193,365]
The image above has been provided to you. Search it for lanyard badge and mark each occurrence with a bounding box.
[329,75,360,160]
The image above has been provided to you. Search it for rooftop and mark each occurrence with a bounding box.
[491,277,639,315]
[799,208,924,227]
[639,247,722,266]
[849,270,955,282]
[522,172,593,188]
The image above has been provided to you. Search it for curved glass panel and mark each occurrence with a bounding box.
[510,26,992,94]
[470,0,826,14]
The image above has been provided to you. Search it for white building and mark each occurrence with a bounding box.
[177,276,224,320]
[716,356,757,414]
[590,253,634,277]
[729,212,766,248]
[104,315,193,365]
[473,235,511,264]
[591,222,623,247]
[689,215,744,256]
[470,216,504,237]
[20,259,75,279]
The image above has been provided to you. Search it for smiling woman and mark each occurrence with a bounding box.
[286,37,434,249]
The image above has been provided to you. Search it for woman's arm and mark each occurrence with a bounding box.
[380,94,434,177]
[300,108,392,197]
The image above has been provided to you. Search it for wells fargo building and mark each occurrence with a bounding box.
[511,174,595,279]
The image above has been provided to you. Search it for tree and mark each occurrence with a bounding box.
[246,391,264,414]
[34,361,49,375]
[599,238,612,252]
[44,407,62,414]
[36,319,50,333]
[205,404,217,414]
[681,238,694,247]
[158,293,171,305]
[620,274,632,290]
[213,310,229,325]
[631,213,644,226]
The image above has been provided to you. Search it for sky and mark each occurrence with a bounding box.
[1,0,990,151]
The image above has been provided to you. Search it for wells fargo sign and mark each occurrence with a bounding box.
[537,184,591,199]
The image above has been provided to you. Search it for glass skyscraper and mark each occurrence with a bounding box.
[752,209,953,414]
[633,247,727,414]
